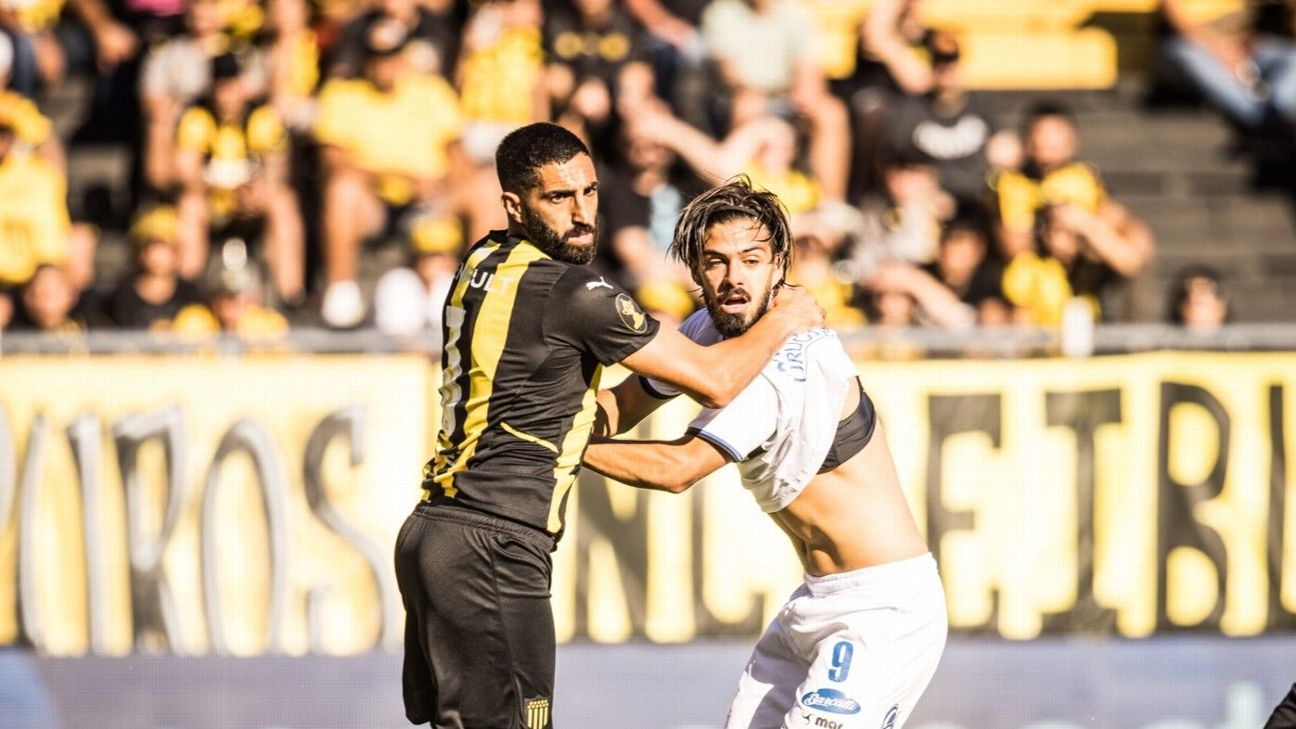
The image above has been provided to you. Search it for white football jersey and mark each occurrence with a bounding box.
[645,310,859,512]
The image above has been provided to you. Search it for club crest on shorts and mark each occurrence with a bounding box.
[525,697,551,729]
[881,704,899,729]
[801,687,862,715]
[615,293,647,332]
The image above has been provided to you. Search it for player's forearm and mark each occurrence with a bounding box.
[583,438,696,493]
[698,307,797,406]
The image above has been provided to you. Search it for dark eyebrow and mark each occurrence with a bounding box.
[544,180,599,197]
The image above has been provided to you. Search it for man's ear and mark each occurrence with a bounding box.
[688,264,703,287]
[501,191,524,226]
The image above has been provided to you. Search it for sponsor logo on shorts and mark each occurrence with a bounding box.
[882,704,899,728]
[525,697,550,728]
[801,688,862,715]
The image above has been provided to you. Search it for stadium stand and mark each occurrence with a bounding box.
[1,0,1294,337]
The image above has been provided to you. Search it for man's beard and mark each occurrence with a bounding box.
[521,206,597,265]
[705,286,772,338]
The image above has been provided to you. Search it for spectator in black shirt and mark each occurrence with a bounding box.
[1168,265,1230,332]
[886,31,1020,206]
[597,112,705,289]
[105,205,201,329]
[1037,201,1154,316]
[545,0,655,137]
[9,264,94,333]
[857,220,1002,330]
[921,218,1003,311]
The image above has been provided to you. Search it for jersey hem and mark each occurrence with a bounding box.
[639,375,675,400]
[688,427,743,462]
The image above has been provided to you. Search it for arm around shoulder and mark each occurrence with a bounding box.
[618,284,822,408]
[583,433,729,493]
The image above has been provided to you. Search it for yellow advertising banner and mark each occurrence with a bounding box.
[552,352,1296,642]
[0,354,430,657]
[1,351,1294,656]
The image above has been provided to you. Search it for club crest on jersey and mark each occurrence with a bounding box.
[881,704,899,729]
[801,688,861,715]
[525,697,551,728]
[615,293,647,332]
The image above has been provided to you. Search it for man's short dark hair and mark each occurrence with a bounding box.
[495,123,591,194]
[669,176,793,281]
[1023,100,1076,131]
[1168,265,1228,324]
[940,217,988,247]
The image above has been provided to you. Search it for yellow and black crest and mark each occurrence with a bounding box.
[525,697,551,729]
[615,293,647,333]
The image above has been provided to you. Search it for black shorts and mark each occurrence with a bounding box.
[394,500,557,728]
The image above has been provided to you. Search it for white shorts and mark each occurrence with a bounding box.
[724,553,947,729]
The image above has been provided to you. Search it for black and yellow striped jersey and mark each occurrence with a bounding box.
[423,231,660,537]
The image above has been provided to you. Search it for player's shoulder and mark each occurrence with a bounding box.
[547,262,626,297]
[677,309,722,345]
[767,327,853,379]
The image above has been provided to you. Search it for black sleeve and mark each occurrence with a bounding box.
[1266,683,1296,729]
[546,266,661,365]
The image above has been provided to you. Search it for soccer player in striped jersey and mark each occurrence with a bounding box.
[393,123,824,729]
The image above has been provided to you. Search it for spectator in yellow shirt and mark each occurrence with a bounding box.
[314,17,463,327]
[175,53,305,303]
[993,102,1108,258]
[0,111,70,289]
[172,262,289,337]
[0,62,65,171]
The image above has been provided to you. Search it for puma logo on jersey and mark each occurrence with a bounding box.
[586,277,614,291]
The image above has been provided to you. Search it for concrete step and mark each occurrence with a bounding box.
[1121,194,1295,248]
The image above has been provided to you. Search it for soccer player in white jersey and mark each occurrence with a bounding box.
[584,178,947,729]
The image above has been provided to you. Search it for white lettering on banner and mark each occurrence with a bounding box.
[0,355,426,657]
[3,353,1296,654]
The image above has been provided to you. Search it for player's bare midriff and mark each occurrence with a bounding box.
[771,378,930,576]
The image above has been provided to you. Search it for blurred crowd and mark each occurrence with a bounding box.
[2,0,1278,344]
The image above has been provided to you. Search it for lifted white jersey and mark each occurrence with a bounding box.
[643,310,858,512]
[646,310,946,729]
